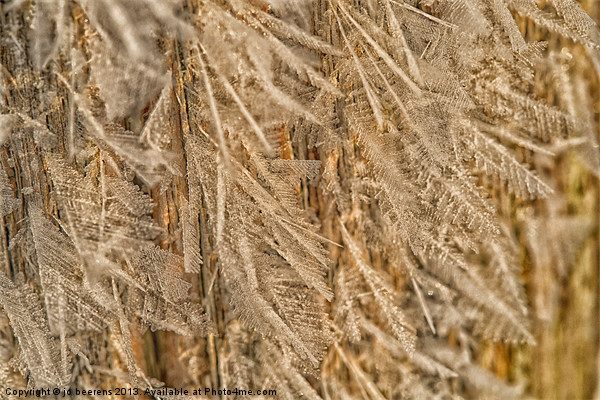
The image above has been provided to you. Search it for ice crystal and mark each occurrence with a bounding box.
[0,0,598,398]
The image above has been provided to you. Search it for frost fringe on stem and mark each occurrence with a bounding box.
[0,0,598,398]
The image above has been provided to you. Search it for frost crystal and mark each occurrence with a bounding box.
[0,0,598,398]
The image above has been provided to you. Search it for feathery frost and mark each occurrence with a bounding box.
[0,0,598,398]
